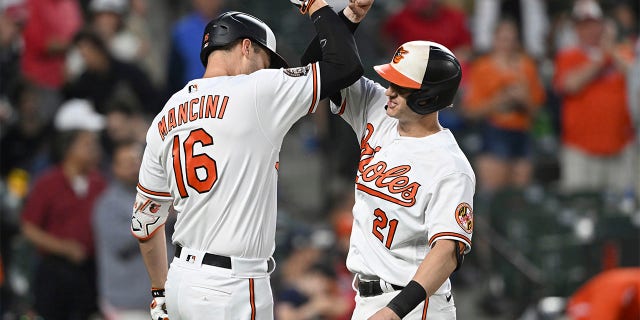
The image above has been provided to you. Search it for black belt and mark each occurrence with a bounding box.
[175,245,231,269]
[358,278,404,297]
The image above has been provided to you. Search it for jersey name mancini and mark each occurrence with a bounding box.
[157,92,229,141]
[356,123,420,207]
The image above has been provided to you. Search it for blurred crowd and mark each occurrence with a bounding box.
[0,0,638,319]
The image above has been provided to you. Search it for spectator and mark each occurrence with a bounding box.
[0,2,25,100]
[277,263,351,320]
[566,268,640,320]
[20,99,107,320]
[92,141,149,320]
[0,80,53,178]
[126,0,164,84]
[553,0,636,195]
[88,0,145,63]
[102,100,147,165]
[165,0,225,94]
[64,30,160,115]
[20,0,83,120]
[472,0,550,60]
[464,18,546,193]
[611,1,637,45]
[381,0,472,62]
[276,229,351,320]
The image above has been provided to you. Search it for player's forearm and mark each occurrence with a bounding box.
[311,5,363,99]
[412,240,457,297]
[301,8,360,66]
[138,226,169,288]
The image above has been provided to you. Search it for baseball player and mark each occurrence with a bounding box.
[302,4,475,319]
[130,1,364,319]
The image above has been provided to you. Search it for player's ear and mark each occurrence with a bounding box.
[240,38,253,57]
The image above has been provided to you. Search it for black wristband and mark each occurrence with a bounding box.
[386,280,427,318]
[337,9,360,33]
[151,288,165,298]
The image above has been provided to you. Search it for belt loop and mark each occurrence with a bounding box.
[267,256,276,274]
[380,279,394,293]
[352,274,359,293]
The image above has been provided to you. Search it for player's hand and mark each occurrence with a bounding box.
[367,307,401,320]
[346,0,374,23]
[150,288,169,320]
[290,0,317,14]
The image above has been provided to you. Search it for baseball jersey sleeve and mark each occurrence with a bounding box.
[254,63,322,143]
[137,132,172,201]
[426,172,474,253]
[329,77,387,140]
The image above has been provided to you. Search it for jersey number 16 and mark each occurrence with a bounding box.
[172,128,217,198]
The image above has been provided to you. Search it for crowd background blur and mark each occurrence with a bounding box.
[0,0,638,319]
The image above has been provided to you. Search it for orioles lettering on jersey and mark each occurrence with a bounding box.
[356,123,421,207]
[157,95,230,141]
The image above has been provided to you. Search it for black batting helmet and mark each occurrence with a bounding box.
[374,41,462,115]
[200,11,289,69]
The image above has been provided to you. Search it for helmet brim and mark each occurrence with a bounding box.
[373,64,421,89]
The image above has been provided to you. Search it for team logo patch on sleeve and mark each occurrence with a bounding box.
[455,202,473,234]
[283,66,311,77]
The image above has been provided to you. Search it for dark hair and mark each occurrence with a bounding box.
[309,262,337,279]
[493,16,521,41]
[6,77,37,108]
[52,130,83,163]
[106,98,141,116]
[112,140,141,157]
[73,29,111,59]
[218,38,262,53]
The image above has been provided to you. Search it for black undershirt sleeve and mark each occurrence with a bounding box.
[302,9,359,66]
[310,6,363,99]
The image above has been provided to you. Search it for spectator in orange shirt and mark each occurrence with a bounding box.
[566,268,640,320]
[463,18,545,193]
[553,0,636,195]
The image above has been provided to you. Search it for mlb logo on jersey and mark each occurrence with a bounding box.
[186,254,197,263]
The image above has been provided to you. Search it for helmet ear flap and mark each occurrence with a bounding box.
[406,90,439,115]
[401,45,461,115]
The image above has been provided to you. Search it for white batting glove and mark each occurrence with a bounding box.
[290,0,317,14]
[150,288,169,320]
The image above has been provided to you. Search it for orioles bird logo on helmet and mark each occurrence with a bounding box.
[392,47,409,64]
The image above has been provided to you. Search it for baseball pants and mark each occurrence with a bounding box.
[165,247,275,320]
[352,290,456,320]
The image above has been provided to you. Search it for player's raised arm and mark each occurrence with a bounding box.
[292,0,364,99]
[300,0,373,67]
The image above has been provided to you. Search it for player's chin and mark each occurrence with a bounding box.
[385,104,399,117]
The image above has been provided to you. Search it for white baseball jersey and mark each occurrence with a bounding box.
[332,78,475,295]
[137,64,321,259]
